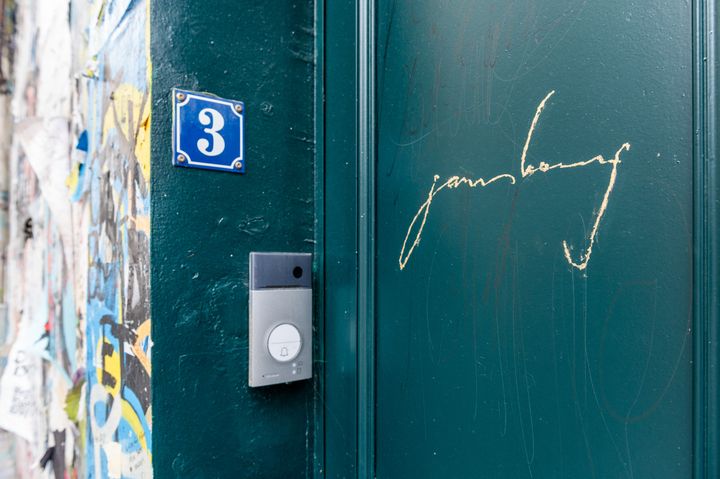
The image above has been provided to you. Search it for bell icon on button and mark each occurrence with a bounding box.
[267,324,302,362]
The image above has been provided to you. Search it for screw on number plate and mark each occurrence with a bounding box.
[177,154,186,163]
[176,92,186,101]
[233,161,243,170]
[234,104,243,113]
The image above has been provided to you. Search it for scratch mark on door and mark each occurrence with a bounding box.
[398,90,631,272]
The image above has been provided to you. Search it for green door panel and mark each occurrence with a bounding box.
[374,1,692,477]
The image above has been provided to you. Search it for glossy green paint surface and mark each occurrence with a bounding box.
[322,1,359,477]
[151,1,316,477]
[374,1,693,477]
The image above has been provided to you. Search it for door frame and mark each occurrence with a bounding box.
[691,0,719,477]
[317,1,719,477]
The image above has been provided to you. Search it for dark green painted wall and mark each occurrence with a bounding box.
[151,1,316,477]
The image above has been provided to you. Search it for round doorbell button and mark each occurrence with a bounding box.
[268,324,302,362]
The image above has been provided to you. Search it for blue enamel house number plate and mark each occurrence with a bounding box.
[172,88,245,173]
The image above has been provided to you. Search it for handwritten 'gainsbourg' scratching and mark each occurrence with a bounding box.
[398,90,632,272]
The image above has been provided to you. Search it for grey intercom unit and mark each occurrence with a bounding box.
[248,252,312,387]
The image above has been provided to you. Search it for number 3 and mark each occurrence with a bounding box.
[197,108,226,156]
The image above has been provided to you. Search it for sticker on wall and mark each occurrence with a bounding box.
[172,88,245,173]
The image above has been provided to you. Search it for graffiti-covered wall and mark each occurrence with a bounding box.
[84,1,152,476]
[0,0,152,477]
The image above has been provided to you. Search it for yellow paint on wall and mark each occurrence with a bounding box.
[132,319,151,375]
[96,338,121,397]
[66,161,81,192]
[101,83,151,182]
[144,0,153,178]
[129,214,150,234]
[136,109,151,182]
[121,399,152,459]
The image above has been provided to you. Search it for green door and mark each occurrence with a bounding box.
[324,0,718,478]
[376,1,692,477]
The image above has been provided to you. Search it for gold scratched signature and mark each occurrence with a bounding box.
[398,91,632,272]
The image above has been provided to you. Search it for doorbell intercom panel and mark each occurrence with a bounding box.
[248,252,312,387]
